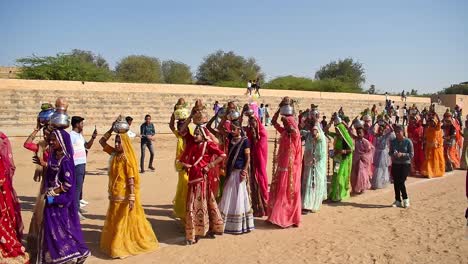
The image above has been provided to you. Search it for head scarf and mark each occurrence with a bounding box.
[109,133,140,188]
[51,129,74,160]
[335,123,355,151]
[0,131,24,237]
[249,102,260,119]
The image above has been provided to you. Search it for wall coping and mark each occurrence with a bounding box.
[0,79,431,103]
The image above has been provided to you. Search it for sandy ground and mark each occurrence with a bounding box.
[9,133,468,264]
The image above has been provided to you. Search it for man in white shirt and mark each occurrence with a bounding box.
[395,106,401,124]
[70,116,97,220]
[402,105,408,126]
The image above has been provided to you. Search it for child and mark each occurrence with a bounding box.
[179,125,226,244]
[218,121,255,233]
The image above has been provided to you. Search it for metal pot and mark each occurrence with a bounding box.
[243,109,255,117]
[333,116,342,126]
[354,119,364,128]
[38,108,55,126]
[113,120,130,134]
[308,109,319,119]
[50,111,70,129]
[280,105,294,116]
[228,110,241,121]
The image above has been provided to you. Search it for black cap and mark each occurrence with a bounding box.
[71,116,85,127]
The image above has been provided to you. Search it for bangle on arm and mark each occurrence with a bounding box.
[103,132,111,140]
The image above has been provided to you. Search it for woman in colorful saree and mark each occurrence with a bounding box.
[218,120,254,234]
[241,103,269,217]
[441,111,461,171]
[99,120,159,258]
[372,120,394,189]
[169,106,192,222]
[349,126,375,194]
[328,116,354,202]
[178,124,226,245]
[23,122,51,262]
[267,102,302,228]
[0,131,29,264]
[40,129,89,264]
[421,112,445,178]
[407,114,424,175]
[300,124,327,214]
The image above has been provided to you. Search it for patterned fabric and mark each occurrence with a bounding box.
[185,180,224,241]
[267,116,302,228]
[219,169,254,234]
[301,127,327,212]
[100,133,158,258]
[40,129,89,264]
[350,138,375,193]
[0,132,29,264]
[180,136,226,242]
[245,115,269,216]
[372,132,394,189]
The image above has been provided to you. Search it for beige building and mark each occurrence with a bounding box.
[0,66,20,79]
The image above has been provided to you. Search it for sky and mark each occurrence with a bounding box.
[1,0,467,93]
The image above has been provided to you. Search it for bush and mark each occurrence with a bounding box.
[441,84,468,95]
[17,53,113,82]
[264,75,362,93]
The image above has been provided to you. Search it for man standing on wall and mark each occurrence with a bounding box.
[70,116,97,220]
[140,114,156,173]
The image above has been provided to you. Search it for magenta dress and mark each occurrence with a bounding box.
[267,116,302,228]
[350,137,375,193]
[245,115,269,216]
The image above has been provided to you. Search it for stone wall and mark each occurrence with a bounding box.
[0,79,441,136]
[0,67,20,79]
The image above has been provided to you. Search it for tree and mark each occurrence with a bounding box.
[161,60,192,84]
[115,55,162,83]
[196,50,264,87]
[441,83,468,95]
[70,49,110,70]
[410,89,418,96]
[367,84,376,94]
[16,53,113,82]
[264,75,361,93]
[315,58,365,89]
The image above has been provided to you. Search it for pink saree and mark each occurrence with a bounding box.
[267,116,302,228]
[350,137,375,193]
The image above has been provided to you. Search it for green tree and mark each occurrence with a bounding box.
[16,53,113,82]
[367,84,376,94]
[264,75,361,93]
[161,60,193,84]
[196,50,264,87]
[115,55,162,83]
[70,49,110,70]
[441,83,468,95]
[315,58,365,89]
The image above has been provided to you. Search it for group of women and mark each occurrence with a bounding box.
[1,95,466,263]
[2,98,158,263]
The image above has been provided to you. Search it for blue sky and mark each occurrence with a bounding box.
[1,0,466,93]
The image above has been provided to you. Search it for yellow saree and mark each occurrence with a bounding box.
[172,129,192,220]
[100,133,158,258]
